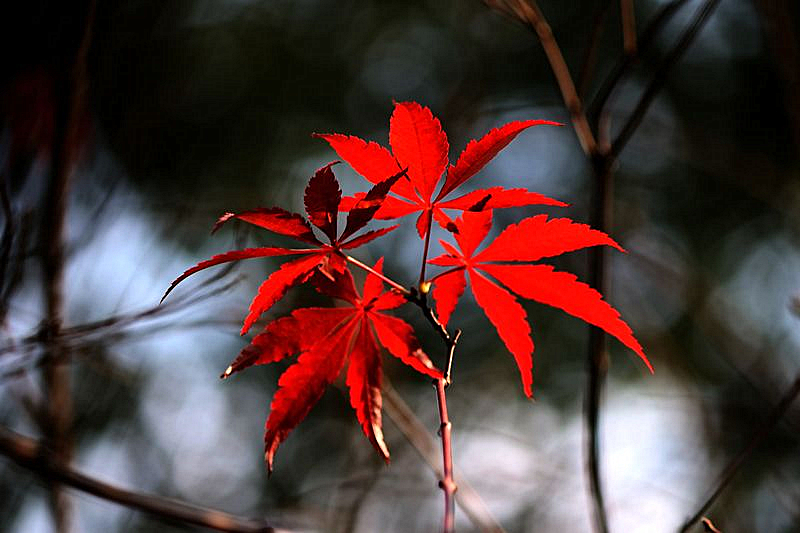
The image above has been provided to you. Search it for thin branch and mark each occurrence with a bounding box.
[37,1,98,528]
[0,426,280,533]
[0,268,241,362]
[577,0,615,99]
[435,376,457,533]
[609,0,722,159]
[381,380,506,533]
[0,173,14,301]
[486,0,597,155]
[620,0,637,55]
[344,254,411,295]
[588,0,691,123]
[678,372,800,532]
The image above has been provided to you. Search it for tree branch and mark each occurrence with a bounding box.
[381,380,506,533]
[587,0,691,124]
[577,0,615,99]
[678,372,800,532]
[0,426,280,533]
[585,154,614,533]
[620,0,637,55]
[609,0,722,159]
[486,0,597,155]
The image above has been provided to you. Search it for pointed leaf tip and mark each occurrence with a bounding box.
[212,212,235,234]
[305,162,342,242]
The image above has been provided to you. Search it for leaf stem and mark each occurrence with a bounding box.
[0,426,277,533]
[418,209,434,289]
[344,254,411,295]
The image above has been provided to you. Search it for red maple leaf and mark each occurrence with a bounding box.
[315,101,566,238]
[162,161,405,335]
[428,210,653,397]
[221,259,442,472]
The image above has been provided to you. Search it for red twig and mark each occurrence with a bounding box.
[344,254,411,295]
[435,376,457,533]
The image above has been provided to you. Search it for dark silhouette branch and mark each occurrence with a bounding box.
[584,153,614,533]
[38,1,98,529]
[620,0,637,55]
[0,426,279,533]
[485,0,597,155]
[678,372,800,532]
[609,0,723,159]
[587,0,691,124]
[577,0,615,99]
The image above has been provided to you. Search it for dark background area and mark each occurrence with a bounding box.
[1,1,799,532]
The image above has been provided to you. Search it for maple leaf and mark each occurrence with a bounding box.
[162,162,405,335]
[221,259,442,472]
[315,101,567,238]
[428,210,653,397]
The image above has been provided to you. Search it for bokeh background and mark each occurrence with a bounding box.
[1,0,799,532]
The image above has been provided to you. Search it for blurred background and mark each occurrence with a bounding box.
[1,0,799,531]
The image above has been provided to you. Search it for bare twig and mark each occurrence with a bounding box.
[382,380,505,533]
[588,0,691,123]
[0,426,280,532]
[435,377,457,533]
[344,254,411,295]
[486,0,597,155]
[609,0,722,159]
[0,268,241,364]
[0,173,14,301]
[678,373,800,532]
[577,0,615,99]
[37,2,97,529]
[620,0,637,55]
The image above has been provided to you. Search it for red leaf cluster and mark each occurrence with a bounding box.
[316,101,566,237]
[223,261,440,472]
[429,210,653,397]
[164,100,651,472]
[162,162,404,335]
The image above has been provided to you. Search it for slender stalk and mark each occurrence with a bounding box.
[344,254,411,295]
[609,0,722,159]
[500,0,598,155]
[418,209,434,289]
[620,0,637,55]
[381,380,506,533]
[38,4,96,531]
[435,377,457,533]
[678,373,800,532]
[577,0,615,99]
[588,0,691,124]
[0,426,278,533]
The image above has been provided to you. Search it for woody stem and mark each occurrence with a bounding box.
[345,250,460,533]
[435,376,457,533]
